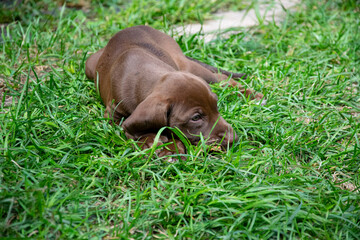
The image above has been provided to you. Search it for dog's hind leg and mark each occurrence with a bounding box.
[185,56,247,79]
[85,48,105,80]
[185,56,265,103]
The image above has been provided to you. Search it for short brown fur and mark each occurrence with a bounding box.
[85,25,263,159]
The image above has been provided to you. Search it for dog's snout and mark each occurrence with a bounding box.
[216,125,238,147]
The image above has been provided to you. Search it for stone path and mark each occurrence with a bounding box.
[174,0,300,42]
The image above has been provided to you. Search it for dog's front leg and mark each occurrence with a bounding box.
[225,79,265,101]
[131,133,186,161]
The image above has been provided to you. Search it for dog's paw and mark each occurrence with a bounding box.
[254,97,267,106]
[167,157,179,163]
[157,139,186,162]
[253,92,266,106]
[161,151,186,162]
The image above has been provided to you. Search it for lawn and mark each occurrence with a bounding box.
[0,0,359,239]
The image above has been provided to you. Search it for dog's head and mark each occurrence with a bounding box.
[122,72,237,148]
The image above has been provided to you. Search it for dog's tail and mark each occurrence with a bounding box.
[85,48,105,80]
[186,56,247,79]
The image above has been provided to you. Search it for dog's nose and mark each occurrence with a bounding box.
[233,131,239,142]
[217,127,238,147]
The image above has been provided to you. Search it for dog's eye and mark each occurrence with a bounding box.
[191,114,202,122]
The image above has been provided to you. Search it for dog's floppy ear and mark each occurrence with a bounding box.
[122,95,171,139]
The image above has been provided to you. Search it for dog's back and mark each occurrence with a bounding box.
[86,26,183,80]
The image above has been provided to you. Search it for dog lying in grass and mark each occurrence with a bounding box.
[85,25,264,159]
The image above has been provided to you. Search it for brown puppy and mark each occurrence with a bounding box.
[85,25,263,158]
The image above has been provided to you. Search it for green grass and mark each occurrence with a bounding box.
[1,0,359,239]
